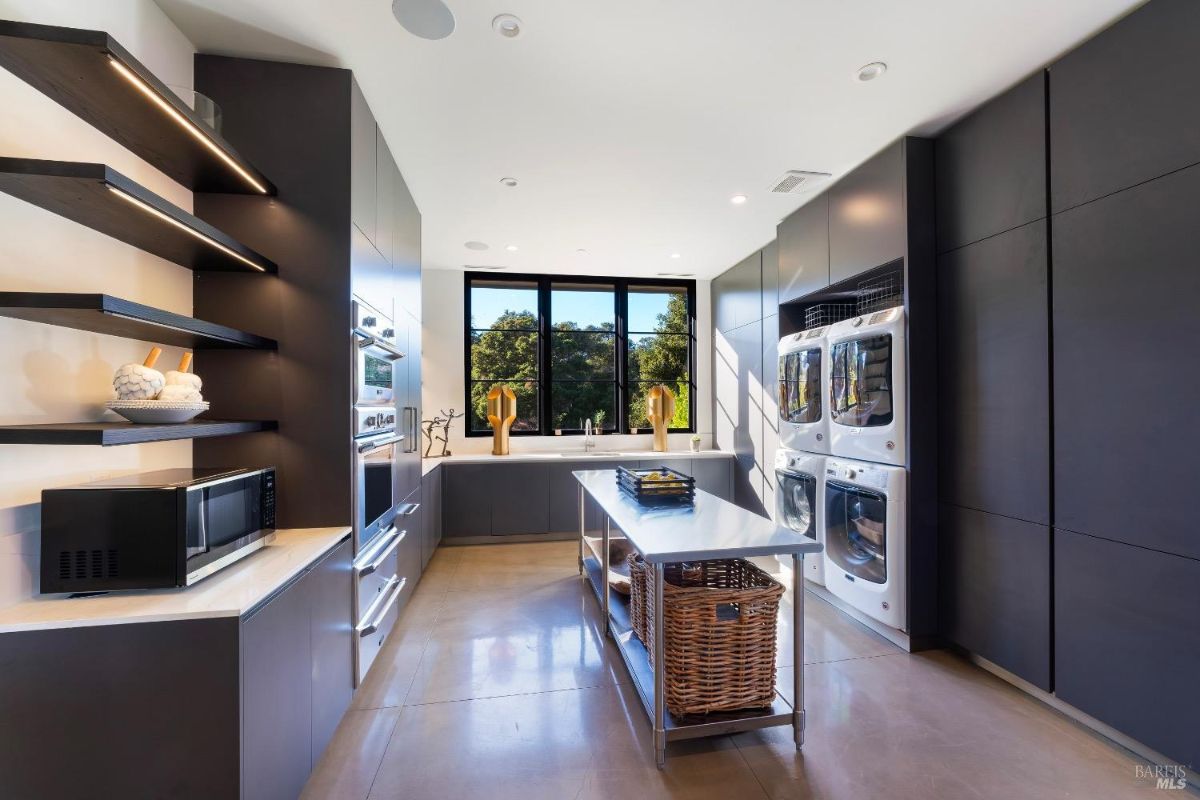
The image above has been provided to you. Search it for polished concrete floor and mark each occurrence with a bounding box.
[303,541,1158,799]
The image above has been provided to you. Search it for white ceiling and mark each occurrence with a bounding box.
[157,0,1143,279]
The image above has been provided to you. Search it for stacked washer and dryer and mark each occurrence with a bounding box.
[775,304,908,631]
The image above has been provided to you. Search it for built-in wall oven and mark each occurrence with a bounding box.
[351,299,407,684]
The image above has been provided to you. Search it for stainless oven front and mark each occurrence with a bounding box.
[354,427,404,550]
[353,301,404,407]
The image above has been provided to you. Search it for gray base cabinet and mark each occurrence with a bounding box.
[441,456,734,539]
[0,538,353,800]
[422,465,443,566]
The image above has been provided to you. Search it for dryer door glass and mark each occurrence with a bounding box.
[779,347,822,424]
[830,334,893,428]
[825,479,887,583]
[775,469,816,538]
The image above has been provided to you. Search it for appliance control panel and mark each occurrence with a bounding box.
[826,461,889,489]
[355,407,397,437]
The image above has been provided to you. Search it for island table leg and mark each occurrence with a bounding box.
[654,561,666,768]
[577,484,585,575]
[602,515,611,637]
[793,553,804,750]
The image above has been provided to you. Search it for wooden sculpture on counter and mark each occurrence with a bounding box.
[645,384,676,452]
[486,385,517,455]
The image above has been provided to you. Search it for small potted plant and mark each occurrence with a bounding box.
[689,433,702,453]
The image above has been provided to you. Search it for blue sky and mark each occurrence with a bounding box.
[471,284,678,331]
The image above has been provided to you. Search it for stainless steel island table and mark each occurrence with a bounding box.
[574,469,823,768]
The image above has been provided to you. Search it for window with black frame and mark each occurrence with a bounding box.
[465,274,694,436]
[626,284,693,431]
[467,279,541,433]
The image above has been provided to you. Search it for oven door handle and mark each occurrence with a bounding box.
[356,575,406,637]
[354,329,405,360]
[397,502,421,517]
[355,528,405,577]
[357,433,406,453]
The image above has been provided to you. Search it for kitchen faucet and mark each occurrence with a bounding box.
[583,418,595,452]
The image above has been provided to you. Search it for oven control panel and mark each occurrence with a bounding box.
[355,407,397,437]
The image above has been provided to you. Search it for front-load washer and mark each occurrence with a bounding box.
[774,449,826,585]
[827,306,906,466]
[822,457,906,630]
[777,325,830,454]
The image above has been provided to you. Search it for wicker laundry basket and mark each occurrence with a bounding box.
[626,552,648,643]
[643,558,784,716]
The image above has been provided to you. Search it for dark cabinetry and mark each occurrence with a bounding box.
[1049,0,1200,213]
[1055,530,1200,768]
[937,222,1049,524]
[713,249,761,333]
[350,79,376,242]
[490,463,551,535]
[939,506,1050,689]
[828,140,905,283]
[1053,163,1200,560]
[691,456,733,500]
[243,539,352,800]
[777,194,828,303]
[935,73,1046,253]
[442,463,491,537]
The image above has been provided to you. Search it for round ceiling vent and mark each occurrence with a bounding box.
[464,241,489,251]
[392,0,456,41]
[857,62,888,82]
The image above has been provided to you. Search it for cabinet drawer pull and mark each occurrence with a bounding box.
[398,502,421,516]
[356,575,406,637]
[355,528,405,576]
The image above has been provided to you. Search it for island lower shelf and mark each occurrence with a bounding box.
[581,552,795,740]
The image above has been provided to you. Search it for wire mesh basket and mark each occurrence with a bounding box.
[856,273,904,316]
[804,303,855,330]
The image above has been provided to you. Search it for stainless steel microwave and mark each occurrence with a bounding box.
[40,467,276,593]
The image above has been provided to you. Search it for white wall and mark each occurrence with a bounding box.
[0,0,197,607]
[421,268,714,456]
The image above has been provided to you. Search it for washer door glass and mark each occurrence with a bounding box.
[775,469,816,538]
[778,348,822,425]
[830,334,893,428]
[825,479,887,583]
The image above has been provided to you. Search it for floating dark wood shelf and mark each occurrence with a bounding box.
[0,292,277,350]
[0,159,276,273]
[0,420,277,446]
[0,20,274,195]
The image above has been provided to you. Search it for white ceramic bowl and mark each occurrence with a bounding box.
[106,400,210,424]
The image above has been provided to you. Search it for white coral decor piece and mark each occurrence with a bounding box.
[113,362,165,400]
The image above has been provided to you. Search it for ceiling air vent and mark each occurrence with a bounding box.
[769,170,832,194]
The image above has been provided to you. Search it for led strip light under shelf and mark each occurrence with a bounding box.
[107,56,269,195]
[105,183,267,272]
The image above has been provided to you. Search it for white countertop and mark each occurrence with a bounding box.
[574,470,822,563]
[0,526,351,633]
[423,449,733,474]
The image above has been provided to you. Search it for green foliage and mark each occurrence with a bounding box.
[469,292,691,432]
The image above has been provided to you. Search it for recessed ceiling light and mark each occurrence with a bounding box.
[466,265,506,271]
[657,272,694,277]
[575,249,589,255]
[857,62,888,82]
[730,194,748,205]
[499,176,519,188]
[505,244,519,252]
[391,0,456,41]
[492,14,522,38]
[465,241,489,251]
[670,252,682,259]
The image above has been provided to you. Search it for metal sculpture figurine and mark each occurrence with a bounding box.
[422,408,463,458]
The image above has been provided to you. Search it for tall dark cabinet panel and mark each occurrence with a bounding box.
[828,140,905,284]
[761,239,779,310]
[1049,0,1200,213]
[724,318,766,516]
[192,57,353,529]
[1055,530,1200,768]
[940,506,1051,690]
[777,193,828,303]
[1052,163,1200,560]
[935,73,1047,253]
[937,222,1049,524]
[192,58,422,533]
